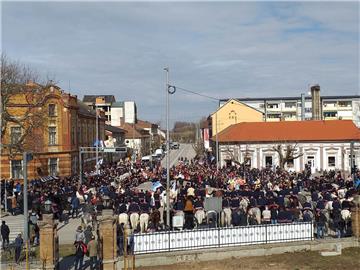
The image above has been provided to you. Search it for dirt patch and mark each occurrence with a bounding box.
[137,247,360,270]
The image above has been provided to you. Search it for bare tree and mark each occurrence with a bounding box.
[273,143,303,170]
[192,140,205,159]
[1,54,51,157]
[223,145,240,165]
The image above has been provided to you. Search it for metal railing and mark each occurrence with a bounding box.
[132,222,313,254]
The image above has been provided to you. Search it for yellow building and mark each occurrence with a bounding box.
[211,99,264,136]
[1,82,105,180]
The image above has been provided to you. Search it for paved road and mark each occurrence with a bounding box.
[1,213,84,245]
[161,143,196,168]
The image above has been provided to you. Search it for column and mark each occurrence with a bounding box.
[39,214,59,270]
[352,195,360,238]
[99,209,118,270]
[320,145,324,171]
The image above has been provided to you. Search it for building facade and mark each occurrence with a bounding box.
[217,120,360,173]
[219,95,360,126]
[211,99,264,136]
[1,83,105,180]
[83,95,116,125]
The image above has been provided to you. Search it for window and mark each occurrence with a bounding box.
[287,158,294,168]
[349,155,356,167]
[328,156,336,167]
[10,127,21,145]
[49,127,57,145]
[285,102,296,108]
[49,158,58,176]
[307,156,315,167]
[11,160,23,179]
[267,103,279,109]
[265,156,273,167]
[338,101,351,107]
[48,104,56,117]
[324,111,337,118]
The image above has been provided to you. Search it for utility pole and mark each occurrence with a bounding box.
[215,105,219,171]
[95,104,99,174]
[23,152,32,270]
[164,67,171,229]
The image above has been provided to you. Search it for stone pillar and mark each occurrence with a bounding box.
[352,196,360,238]
[99,209,118,270]
[39,214,59,270]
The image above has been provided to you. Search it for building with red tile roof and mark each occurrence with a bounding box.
[216,120,360,173]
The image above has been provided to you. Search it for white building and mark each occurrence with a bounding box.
[219,95,360,126]
[217,120,360,173]
[111,101,137,126]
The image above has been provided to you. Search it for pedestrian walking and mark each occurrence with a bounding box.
[14,233,23,264]
[87,235,98,270]
[1,221,10,248]
[71,195,80,218]
[74,241,85,270]
[75,226,85,243]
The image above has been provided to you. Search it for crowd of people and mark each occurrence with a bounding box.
[1,156,360,265]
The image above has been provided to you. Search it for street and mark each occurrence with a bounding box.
[161,143,196,168]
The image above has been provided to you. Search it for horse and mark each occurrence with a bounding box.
[240,197,249,212]
[194,208,205,226]
[129,212,140,231]
[248,207,261,225]
[139,213,150,233]
[149,209,161,231]
[220,208,232,227]
[118,213,129,227]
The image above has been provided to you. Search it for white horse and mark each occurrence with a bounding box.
[240,197,249,212]
[248,207,261,225]
[118,213,129,227]
[194,209,205,226]
[139,213,150,233]
[129,212,140,231]
[220,208,232,227]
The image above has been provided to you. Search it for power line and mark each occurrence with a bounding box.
[173,85,220,102]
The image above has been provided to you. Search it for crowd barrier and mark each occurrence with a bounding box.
[133,222,313,254]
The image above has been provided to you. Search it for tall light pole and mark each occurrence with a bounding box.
[95,104,99,174]
[164,67,171,229]
[215,110,219,171]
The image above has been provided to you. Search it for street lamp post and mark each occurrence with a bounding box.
[215,108,219,171]
[95,104,99,174]
[164,67,171,229]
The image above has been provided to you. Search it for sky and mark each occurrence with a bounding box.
[2,1,359,127]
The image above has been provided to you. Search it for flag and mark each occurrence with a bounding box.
[151,181,162,191]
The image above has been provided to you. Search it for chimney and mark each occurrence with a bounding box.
[311,84,321,120]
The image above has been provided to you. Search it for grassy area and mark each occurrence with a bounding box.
[137,247,360,270]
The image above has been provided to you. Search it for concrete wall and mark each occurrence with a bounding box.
[110,107,124,126]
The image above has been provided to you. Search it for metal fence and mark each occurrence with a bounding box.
[133,222,313,254]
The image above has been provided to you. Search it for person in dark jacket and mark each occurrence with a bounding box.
[316,211,327,239]
[84,225,93,245]
[14,233,23,264]
[1,221,10,248]
[74,241,85,270]
[71,195,80,218]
